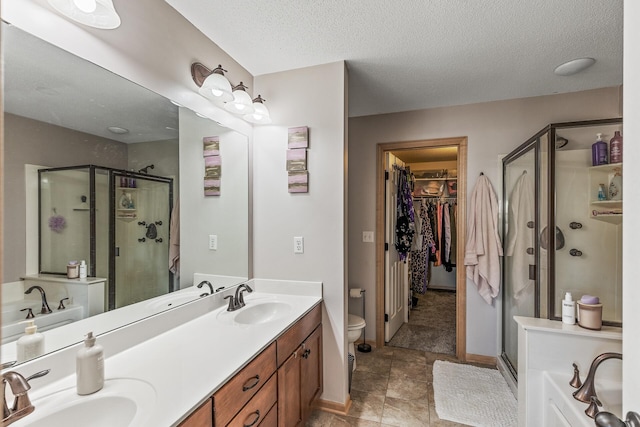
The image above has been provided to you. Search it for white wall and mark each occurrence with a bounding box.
[623,0,640,412]
[252,62,348,405]
[349,87,622,357]
[179,108,249,286]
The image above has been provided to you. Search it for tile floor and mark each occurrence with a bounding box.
[307,346,485,426]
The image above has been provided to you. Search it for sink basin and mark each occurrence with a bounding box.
[14,378,156,427]
[217,301,292,325]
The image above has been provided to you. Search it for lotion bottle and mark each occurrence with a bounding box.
[77,332,104,395]
[79,260,87,279]
[562,292,576,325]
[16,320,45,363]
[592,133,608,166]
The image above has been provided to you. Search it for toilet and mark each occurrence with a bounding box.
[348,313,366,371]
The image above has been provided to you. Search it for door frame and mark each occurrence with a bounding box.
[375,136,468,360]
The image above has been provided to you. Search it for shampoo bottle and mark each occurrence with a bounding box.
[16,320,45,363]
[562,292,576,325]
[79,260,87,279]
[592,133,608,166]
[76,332,104,395]
[610,131,623,163]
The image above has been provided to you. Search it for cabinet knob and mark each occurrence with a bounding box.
[243,410,260,427]
[241,375,260,392]
[302,349,311,359]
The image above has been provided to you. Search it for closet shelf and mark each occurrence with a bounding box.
[414,177,457,181]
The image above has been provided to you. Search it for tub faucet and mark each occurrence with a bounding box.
[235,284,253,308]
[197,280,214,296]
[24,286,52,314]
[573,352,622,404]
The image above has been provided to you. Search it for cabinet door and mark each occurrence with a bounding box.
[178,398,212,427]
[301,325,323,423]
[277,346,303,427]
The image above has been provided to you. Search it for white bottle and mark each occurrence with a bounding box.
[76,332,104,395]
[79,260,87,279]
[562,292,576,325]
[16,320,45,363]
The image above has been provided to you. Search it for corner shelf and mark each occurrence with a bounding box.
[588,162,622,224]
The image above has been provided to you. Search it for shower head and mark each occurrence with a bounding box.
[555,137,569,149]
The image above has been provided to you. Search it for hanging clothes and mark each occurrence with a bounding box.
[464,174,503,304]
[505,171,535,300]
[411,200,436,294]
[449,203,457,265]
[394,167,415,262]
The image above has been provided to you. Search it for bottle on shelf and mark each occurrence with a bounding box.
[591,133,608,166]
[609,131,623,164]
[598,184,607,201]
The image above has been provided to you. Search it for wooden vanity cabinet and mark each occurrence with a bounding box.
[276,305,323,427]
[179,399,213,427]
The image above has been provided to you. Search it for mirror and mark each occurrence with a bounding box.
[1,23,249,365]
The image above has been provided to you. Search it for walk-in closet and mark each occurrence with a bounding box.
[381,143,463,356]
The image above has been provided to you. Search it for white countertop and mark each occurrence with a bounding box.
[514,316,622,341]
[10,279,323,427]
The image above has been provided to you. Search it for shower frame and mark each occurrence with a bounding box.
[38,164,174,310]
[500,117,623,382]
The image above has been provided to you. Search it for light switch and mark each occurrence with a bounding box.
[294,236,304,254]
[209,234,218,250]
[362,231,374,243]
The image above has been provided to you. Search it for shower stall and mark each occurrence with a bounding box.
[500,118,623,382]
[39,165,174,311]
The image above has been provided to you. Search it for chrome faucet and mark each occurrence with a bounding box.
[2,369,49,425]
[197,280,214,296]
[24,286,52,314]
[235,284,253,308]
[573,352,623,406]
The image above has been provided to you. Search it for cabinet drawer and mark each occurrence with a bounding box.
[259,402,277,427]
[276,303,321,366]
[227,374,277,427]
[179,398,212,427]
[214,342,276,427]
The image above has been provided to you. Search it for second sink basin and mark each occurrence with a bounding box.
[217,300,292,326]
[14,378,156,427]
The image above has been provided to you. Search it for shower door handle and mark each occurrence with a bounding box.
[529,264,536,280]
[115,247,120,257]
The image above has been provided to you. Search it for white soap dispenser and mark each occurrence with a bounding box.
[16,319,45,363]
[562,292,576,325]
[76,332,104,395]
[79,260,87,279]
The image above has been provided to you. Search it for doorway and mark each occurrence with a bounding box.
[376,137,467,360]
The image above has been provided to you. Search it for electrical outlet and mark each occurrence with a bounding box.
[208,234,218,250]
[294,236,304,254]
[362,231,374,243]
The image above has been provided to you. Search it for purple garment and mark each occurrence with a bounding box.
[395,167,415,261]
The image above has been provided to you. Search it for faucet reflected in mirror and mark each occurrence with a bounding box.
[24,286,52,315]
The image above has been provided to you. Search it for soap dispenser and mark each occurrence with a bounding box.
[562,292,576,325]
[591,133,608,166]
[79,260,87,279]
[16,319,45,363]
[76,332,104,395]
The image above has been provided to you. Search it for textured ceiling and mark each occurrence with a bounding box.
[165,0,623,117]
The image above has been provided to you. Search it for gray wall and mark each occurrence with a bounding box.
[348,86,622,357]
[2,113,127,282]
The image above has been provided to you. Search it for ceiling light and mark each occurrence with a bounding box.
[224,82,255,115]
[107,126,129,134]
[554,58,596,76]
[243,95,272,124]
[48,0,121,29]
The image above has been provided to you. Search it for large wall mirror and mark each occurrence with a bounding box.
[1,22,249,366]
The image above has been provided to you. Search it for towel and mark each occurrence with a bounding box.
[464,175,503,304]
[505,171,534,299]
[169,200,180,276]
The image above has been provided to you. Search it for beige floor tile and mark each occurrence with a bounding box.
[347,389,386,422]
[307,409,338,426]
[391,347,427,364]
[424,351,459,365]
[330,415,383,426]
[355,353,393,375]
[389,359,428,383]
[351,370,389,396]
[380,396,430,427]
[386,374,429,401]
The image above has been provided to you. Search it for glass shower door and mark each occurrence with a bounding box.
[111,172,173,309]
[502,140,538,378]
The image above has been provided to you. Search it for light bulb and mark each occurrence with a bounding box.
[211,89,223,97]
[73,0,97,13]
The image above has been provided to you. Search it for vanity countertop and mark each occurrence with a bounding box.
[10,279,323,427]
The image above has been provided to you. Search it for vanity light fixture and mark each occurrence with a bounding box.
[47,0,122,29]
[224,83,255,115]
[199,65,234,103]
[243,95,272,124]
[554,57,596,76]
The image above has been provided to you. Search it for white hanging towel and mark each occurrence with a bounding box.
[464,174,503,304]
[505,171,534,299]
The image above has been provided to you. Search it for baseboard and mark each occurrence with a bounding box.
[314,396,352,416]
[465,353,497,366]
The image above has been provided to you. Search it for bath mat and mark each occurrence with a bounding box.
[433,360,517,427]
